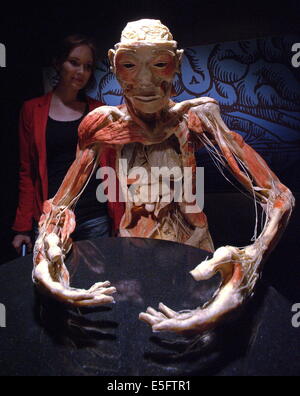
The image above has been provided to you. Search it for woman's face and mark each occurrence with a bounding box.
[58,45,94,91]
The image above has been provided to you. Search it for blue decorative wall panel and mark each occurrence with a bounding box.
[46,35,300,192]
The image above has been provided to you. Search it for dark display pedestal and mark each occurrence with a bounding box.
[0,237,299,376]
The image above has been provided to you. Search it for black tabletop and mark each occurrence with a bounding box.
[0,237,299,376]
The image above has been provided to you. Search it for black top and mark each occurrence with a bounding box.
[46,108,107,225]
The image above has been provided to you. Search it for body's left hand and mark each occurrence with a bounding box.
[139,245,256,334]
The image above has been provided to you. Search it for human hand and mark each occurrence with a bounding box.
[12,234,33,255]
[139,246,255,334]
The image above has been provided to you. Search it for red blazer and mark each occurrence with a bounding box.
[12,91,124,234]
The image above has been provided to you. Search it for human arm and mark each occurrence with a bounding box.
[33,106,145,306]
[12,102,35,234]
[140,100,295,333]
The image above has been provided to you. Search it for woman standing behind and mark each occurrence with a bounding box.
[12,34,124,254]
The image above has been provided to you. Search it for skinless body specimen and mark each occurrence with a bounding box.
[117,112,214,251]
[33,20,295,334]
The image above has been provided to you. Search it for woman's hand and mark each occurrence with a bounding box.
[12,234,33,255]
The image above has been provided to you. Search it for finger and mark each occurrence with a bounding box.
[96,286,117,296]
[139,312,162,327]
[12,241,20,252]
[12,239,22,250]
[152,318,179,332]
[146,307,165,319]
[190,259,219,281]
[146,307,159,315]
[94,294,115,304]
[190,246,233,281]
[74,295,115,307]
[89,285,116,296]
[63,290,94,302]
[158,303,177,318]
[88,281,111,292]
[153,316,201,333]
[155,281,243,333]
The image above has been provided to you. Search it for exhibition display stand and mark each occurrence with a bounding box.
[0,238,299,376]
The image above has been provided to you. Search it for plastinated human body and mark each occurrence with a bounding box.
[33,20,294,334]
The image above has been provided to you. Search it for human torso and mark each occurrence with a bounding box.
[113,104,214,251]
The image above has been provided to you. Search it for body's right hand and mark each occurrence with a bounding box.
[33,233,116,307]
[12,234,33,255]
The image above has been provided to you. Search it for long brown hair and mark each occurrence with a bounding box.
[53,34,98,95]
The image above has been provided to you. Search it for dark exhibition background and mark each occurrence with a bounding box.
[0,1,299,302]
